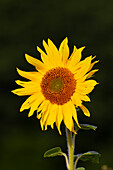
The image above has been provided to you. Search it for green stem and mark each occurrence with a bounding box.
[62,153,69,169]
[66,128,75,170]
[72,133,76,151]
[74,155,82,169]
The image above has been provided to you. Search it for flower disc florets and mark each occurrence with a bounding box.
[40,67,76,105]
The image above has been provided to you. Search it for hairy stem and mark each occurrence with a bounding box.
[66,128,75,170]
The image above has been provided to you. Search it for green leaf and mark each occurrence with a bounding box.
[80,124,97,131]
[75,123,97,131]
[74,151,101,164]
[44,147,63,158]
[76,168,85,170]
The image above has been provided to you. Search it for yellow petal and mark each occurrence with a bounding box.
[37,45,56,69]
[43,40,52,56]
[16,68,42,81]
[28,99,40,117]
[59,37,69,65]
[79,94,91,102]
[69,101,80,128]
[80,104,90,117]
[56,105,63,135]
[76,80,98,94]
[67,46,85,71]
[41,102,51,127]
[43,40,57,67]
[25,53,48,74]
[28,95,45,117]
[76,74,88,83]
[45,104,57,128]
[20,93,39,112]
[37,111,42,119]
[86,69,99,79]
[71,92,82,106]
[40,119,44,130]
[69,45,77,61]
[40,112,47,130]
[15,80,41,88]
[12,86,41,96]
[38,100,49,113]
[37,46,48,63]
[20,92,44,112]
[91,55,96,60]
[48,39,61,65]
[62,102,74,132]
[88,60,99,72]
[74,56,91,79]
[15,80,30,87]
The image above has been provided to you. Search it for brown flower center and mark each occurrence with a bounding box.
[40,67,76,105]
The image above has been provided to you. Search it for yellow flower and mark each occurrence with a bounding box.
[12,38,98,134]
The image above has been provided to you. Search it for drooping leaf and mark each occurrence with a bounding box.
[74,151,101,164]
[80,124,97,131]
[75,123,97,131]
[76,167,85,170]
[44,147,63,158]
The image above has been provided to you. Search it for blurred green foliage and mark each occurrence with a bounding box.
[1,0,113,169]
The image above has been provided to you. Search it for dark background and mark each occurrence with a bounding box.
[1,0,113,169]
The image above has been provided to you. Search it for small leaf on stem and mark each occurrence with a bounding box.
[80,124,97,131]
[74,151,101,164]
[75,123,97,131]
[44,147,63,158]
[76,168,85,170]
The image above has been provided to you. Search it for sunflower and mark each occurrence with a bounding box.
[12,38,98,134]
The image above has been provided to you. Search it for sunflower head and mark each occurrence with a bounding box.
[12,37,99,134]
